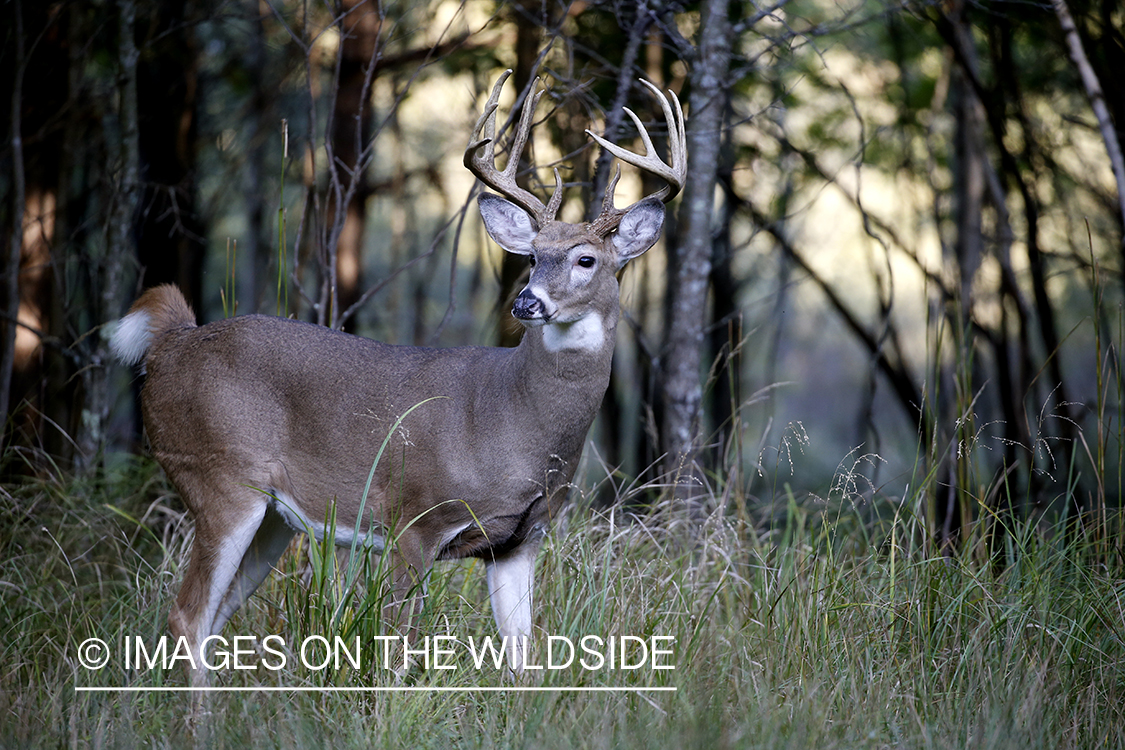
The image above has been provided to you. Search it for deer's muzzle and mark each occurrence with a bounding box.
[512,288,547,321]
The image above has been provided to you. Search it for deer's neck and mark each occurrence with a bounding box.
[507,307,619,422]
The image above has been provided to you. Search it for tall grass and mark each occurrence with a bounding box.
[1,439,1122,749]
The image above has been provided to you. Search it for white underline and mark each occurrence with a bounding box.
[75,685,675,693]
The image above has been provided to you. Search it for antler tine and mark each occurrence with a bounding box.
[585,79,687,213]
[464,70,562,227]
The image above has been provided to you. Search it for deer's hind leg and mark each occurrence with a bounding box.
[213,500,294,635]
[167,481,276,688]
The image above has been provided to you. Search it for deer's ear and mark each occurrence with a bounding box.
[612,197,664,268]
[479,193,537,255]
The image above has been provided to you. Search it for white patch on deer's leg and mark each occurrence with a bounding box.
[213,506,295,634]
[271,492,386,551]
[204,508,266,637]
[171,501,267,686]
[543,312,605,352]
[485,542,539,673]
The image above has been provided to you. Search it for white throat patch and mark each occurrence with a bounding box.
[542,313,606,352]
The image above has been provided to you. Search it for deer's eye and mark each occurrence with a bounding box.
[577,256,596,269]
[529,256,536,267]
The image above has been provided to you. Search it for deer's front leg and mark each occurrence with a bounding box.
[485,535,543,674]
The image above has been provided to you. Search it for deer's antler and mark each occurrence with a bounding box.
[464,70,563,228]
[586,79,686,235]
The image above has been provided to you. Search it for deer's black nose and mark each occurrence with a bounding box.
[513,289,545,320]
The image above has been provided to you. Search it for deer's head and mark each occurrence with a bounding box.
[465,71,685,341]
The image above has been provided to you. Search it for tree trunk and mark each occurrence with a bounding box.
[1052,0,1125,257]
[3,0,69,456]
[75,0,139,470]
[941,4,987,551]
[496,0,548,348]
[327,0,380,330]
[661,0,731,510]
[243,0,273,313]
[708,118,738,471]
[135,0,202,305]
[1,0,26,444]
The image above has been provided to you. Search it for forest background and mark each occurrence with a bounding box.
[3,0,1124,543]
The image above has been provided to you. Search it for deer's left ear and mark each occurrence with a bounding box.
[612,197,665,268]
[479,193,538,255]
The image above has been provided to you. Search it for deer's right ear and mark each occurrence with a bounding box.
[478,193,538,255]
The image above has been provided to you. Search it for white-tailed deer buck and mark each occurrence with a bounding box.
[111,71,684,686]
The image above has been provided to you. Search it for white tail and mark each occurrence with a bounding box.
[112,71,684,686]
